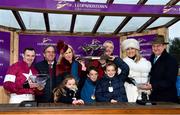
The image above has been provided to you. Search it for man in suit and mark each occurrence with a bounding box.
[35,45,57,103]
[140,35,178,102]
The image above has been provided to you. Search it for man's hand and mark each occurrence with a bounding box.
[72,99,84,105]
[108,56,115,61]
[138,83,152,90]
[36,84,44,90]
[110,99,117,103]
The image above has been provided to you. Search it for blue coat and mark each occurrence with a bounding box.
[95,57,129,102]
[81,78,96,103]
[149,50,178,102]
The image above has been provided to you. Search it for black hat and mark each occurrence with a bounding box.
[152,35,169,44]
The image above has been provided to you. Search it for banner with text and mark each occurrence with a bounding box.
[19,34,120,62]
[0,31,10,85]
[0,0,180,16]
[127,34,156,60]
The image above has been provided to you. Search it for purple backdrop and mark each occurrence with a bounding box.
[0,0,180,15]
[19,34,120,63]
[128,34,156,60]
[0,32,10,85]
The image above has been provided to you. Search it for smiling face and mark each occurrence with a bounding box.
[65,78,76,90]
[23,50,36,67]
[105,65,116,78]
[152,43,166,56]
[43,46,56,64]
[126,48,137,58]
[103,41,114,56]
[63,47,73,63]
[87,69,98,82]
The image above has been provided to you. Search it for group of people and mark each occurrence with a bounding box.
[3,35,179,104]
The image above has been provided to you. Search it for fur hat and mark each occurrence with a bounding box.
[152,35,169,44]
[122,38,140,51]
[57,40,68,54]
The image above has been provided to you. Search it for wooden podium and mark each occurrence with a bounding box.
[0,102,180,114]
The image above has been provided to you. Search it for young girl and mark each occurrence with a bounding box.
[53,75,84,105]
[95,57,129,103]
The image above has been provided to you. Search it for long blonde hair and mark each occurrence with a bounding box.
[134,50,142,62]
[123,49,142,63]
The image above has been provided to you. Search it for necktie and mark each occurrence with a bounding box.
[153,56,157,64]
[49,64,53,77]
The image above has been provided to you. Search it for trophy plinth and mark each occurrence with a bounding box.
[135,78,154,105]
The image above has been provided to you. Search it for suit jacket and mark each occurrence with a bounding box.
[149,50,178,102]
[35,60,57,102]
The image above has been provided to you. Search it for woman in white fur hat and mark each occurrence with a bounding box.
[121,38,151,102]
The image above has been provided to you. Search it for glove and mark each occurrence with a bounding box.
[125,77,136,86]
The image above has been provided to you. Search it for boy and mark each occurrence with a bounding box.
[80,66,98,103]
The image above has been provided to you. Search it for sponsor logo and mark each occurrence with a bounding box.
[55,0,72,9]
[42,37,52,43]
[163,6,180,13]
[55,0,108,10]
[0,51,4,55]
[37,37,56,46]
[0,39,4,43]
[0,76,3,79]
[0,63,3,66]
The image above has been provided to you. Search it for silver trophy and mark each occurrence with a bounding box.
[29,74,49,87]
[135,75,152,105]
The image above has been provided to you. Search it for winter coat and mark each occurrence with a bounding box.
[56,59,85,84]
[80,77,96,103]
[149,50,178,102]
[95,57,129,102]
[123,57,151,102]
[58,87,80,104]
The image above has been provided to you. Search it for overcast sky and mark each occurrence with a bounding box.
[169,21,180,40]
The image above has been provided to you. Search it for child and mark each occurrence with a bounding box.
[80,66,98,103]
[53,75,84,105]
[95,57,129,103]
